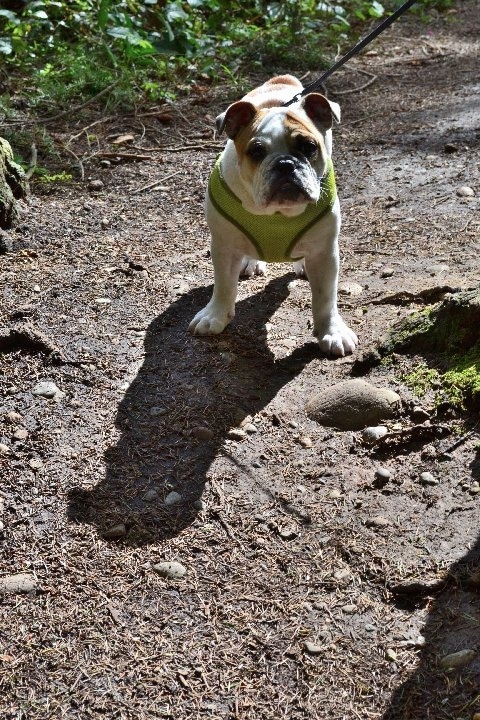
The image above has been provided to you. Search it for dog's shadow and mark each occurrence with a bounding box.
[68,275,318,544]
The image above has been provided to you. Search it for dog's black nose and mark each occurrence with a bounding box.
[275,156,296,174]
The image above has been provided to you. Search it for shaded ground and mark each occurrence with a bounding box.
[1,3,479,718]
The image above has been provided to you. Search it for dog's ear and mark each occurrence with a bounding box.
[215,101,257,139]
[302,93,341,129]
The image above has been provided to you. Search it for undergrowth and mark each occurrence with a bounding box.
[0,0,453,115]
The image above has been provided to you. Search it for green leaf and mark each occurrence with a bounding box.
[98,0,110,29]
[0,37,13,54]
[369,1,384,17]
[0,9,20,23]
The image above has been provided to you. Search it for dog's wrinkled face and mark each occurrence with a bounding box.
[217,93,339,213]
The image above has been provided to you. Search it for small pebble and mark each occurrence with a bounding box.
[227,428,247,441]
[380,267,395,278]
[299,436,313,448]
[386,648,397,662]
[242,423,257,434]
[365,624,376,632]
[13,428,29,441]
[5,411,23,424]
[362,426,388,444]
[0,573,37,594]
[375,467,392,483]
[469,482,480,496]
[444,143,458,153]
[251,460,262,468]
[366,515,391,528]
[29,458,43,471]
[439,648,476,669]
[456,186,475,197]
[95,297,111,304]
[304,641,323,656]
[103,523,127,539]
[0,443,10,454]
[192,426,214,441]
[193,499,205,512]
[411,405,430,422]
[330,489,342,499]
[338,281,364,296]
[100,218,110,228]
[279,527,297,540]
[153,561,187,580]
[33,285,41,293]
[32,381,64,400]
[164,491,182,506]
[88,179,104,191]
[419,471,438,486]
[334,569,351,581]
[341,604,357,614]
[143,489,159,502]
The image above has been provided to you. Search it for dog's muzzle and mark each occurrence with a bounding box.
[267,155,313,204]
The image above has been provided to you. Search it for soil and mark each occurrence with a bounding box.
[1,3,479,719]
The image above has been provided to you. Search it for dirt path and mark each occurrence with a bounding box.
[1,3,479,718]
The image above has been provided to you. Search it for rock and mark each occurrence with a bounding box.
[227,428,247,441]
[374,467,392,484]
[469,481,480,495]
[386,648,397,662]
[362,426,388,444]
[29,458,43,471]
[439,648,476,669]
[0,443,10,454]
[193,499,205,511]
[279,526,297,540]
[13,428,28,441]
[419,471,438,486]
[4,411,22,424]
[153,561,187,580]
[329,489,342,499]
[341,604,357,614]
[380,267,395,278]
[0,573,37,594]
[366,515,391,528]
[334,569,350,581]
[299,436,313,448]
[338,281,363,296]
[427,264,449,276]
[103,523,127,539]
[192,426,214,441]
[88,179,104,191]
[444,143,458,153]
[143,489,159,502]
[305,380,400,431]
[242,422,257,434]
[304,641,323,656]
[411,405,430,422]
[456,186,475,197]
[164,491,182,506]
[32,381,64,400]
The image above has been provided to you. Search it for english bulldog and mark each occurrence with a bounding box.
[189,74,358,357]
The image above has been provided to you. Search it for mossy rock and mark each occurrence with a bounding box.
[0,137,28,229]
[356,287,480,410]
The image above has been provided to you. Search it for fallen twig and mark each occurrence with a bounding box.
[130,169,183,195]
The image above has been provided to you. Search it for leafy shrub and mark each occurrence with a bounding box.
[0,0,450,112]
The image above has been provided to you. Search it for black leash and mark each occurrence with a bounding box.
[283,0,418,106]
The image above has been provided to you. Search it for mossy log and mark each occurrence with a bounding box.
[0,137,27,229]
[356,287,480,409]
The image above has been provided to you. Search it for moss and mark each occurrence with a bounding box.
[378,287,480,411]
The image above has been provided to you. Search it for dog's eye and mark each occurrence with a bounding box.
[247,142,267,162]
[297,138,318,159]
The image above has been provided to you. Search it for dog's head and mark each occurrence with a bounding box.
[216,94,340,212]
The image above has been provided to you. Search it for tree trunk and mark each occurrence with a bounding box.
[0,137,27,229]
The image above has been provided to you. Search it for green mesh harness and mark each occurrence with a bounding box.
[208,155,336,263]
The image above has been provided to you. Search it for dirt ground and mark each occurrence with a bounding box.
[1,3,479,718]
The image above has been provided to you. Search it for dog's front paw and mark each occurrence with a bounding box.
[240,258,266,277]
[189,302,233,336]
[315,317,358,357]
